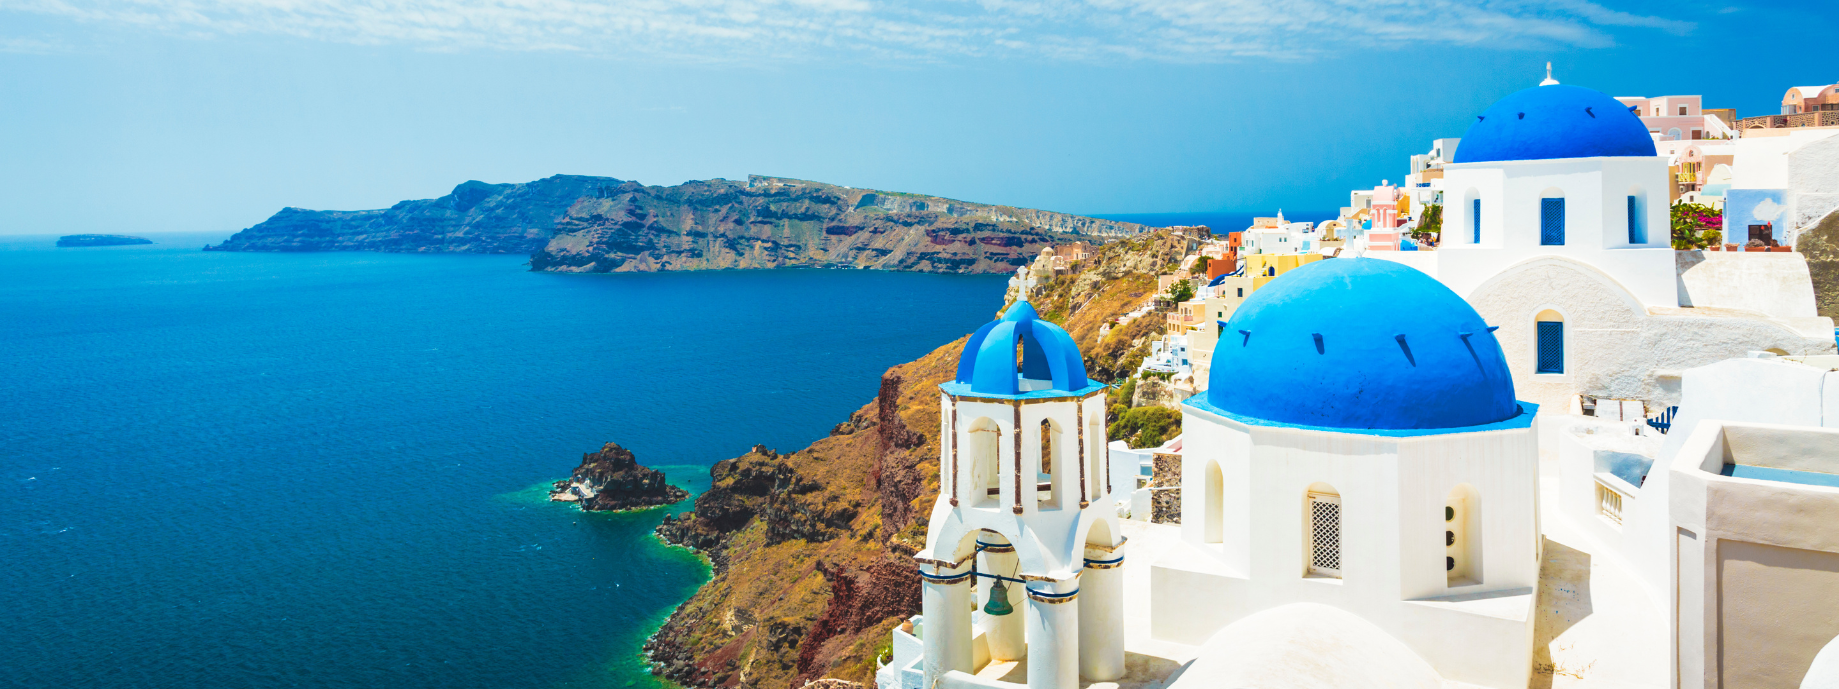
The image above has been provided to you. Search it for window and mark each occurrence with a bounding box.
[1237,288,1243,297]
[1203,462,1223,544]
[1305,490,1342,578]
[1541,198,1566,245]
[1446,485,1481,587]
[1679,105,1688,115]
[1471,198,1481,244]
[1627,196,1645,244]
[1536,320,1564,374]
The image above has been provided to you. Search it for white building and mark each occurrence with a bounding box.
[1159,257,1541,688]
[1240,213,1321,255]
[1369,78,1834,411]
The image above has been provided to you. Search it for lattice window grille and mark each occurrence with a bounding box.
[1541,198,1566,245]
[1306,493,1342,577]
[1536,321,1564,374]
[1597,482,1623,525]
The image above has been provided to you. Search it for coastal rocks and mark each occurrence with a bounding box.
[57,234,151,247]
[793,558,922,685]
[656,445,856,573]
[550,442,689,512]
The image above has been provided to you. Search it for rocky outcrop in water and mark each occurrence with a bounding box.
[58,234,151,247]
[550,442,689,512]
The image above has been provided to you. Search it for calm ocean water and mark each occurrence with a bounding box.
[0,233,1008,689]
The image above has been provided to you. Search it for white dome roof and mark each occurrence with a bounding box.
[1165,603,1444,689]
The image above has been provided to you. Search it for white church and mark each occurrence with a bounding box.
[878,77,1839,689]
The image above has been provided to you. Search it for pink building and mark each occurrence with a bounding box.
[1614,94,1730,141]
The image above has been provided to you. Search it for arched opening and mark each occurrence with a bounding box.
[1667,127,1683,141]
[967,417,1001,508]
[1038,418,1061,509]
[1087,411,1104,503]
[1802,632,1839,688]
[1540,188,1566,246]
[1304,483,1342,578]
[1203,461,1224,544]
[1626,186,1648,245]
[1446,484,1482,587]
[1535,310,1565,375]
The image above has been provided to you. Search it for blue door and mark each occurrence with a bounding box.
[1536,321,1564,373]
[1541,198,1566,245]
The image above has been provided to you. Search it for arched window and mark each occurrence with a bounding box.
[1536,310,1564,374]
[1626,189,1647,245]
[1038,419,1060,509]
[1470,194,1481,245]
[1203,461,1224,544]
[1446,484,1482,586]
[1668,127,1683,141]
[967,417,1001,507]
[1305,485,1342,578]
[1540,189,1566,246]
[1087,412,1104,502]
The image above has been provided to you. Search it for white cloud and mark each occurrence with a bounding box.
[0,0,1693,62]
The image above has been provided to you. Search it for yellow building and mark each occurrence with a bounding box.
[1243,253,1323,289]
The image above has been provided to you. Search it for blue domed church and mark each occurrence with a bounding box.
[1152,258,1542,689]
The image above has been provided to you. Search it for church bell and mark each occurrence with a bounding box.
[983,578,1014,616]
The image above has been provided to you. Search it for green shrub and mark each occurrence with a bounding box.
[1671,203,1724,249]
[1108,406,1181,448]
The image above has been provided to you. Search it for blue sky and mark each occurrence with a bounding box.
[0,0,1833,235]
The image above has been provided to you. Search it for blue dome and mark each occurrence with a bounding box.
[953,299,1091,396]
[1454,84,1656,164]
[1203,258,1517,430]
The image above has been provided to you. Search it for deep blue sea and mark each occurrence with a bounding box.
[0,232,1008,689]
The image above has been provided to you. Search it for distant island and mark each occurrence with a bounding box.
[205,174,1147,275]
[58,234,152,247]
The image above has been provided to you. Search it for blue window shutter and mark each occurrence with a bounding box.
[1537,321,1564,373]
[1627,196,1644,244]
[1541,198,1566,245]
[1472,198,1481,244]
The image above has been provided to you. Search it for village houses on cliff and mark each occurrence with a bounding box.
[877,73,1839,689]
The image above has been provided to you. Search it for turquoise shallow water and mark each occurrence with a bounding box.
[0,232,1007,689]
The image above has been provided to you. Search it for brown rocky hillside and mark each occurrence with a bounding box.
[643,230,1189,689]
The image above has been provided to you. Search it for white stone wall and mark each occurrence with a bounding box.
[1161,404,1539,688]
[1675,250,1821,319]
[1466,257,1834,411]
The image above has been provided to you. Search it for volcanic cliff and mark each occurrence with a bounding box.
[207,174,1147,275]
[643,229,1191,689]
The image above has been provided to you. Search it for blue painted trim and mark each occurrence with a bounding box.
[916,568,970,582]
[1083,556,1124,566]
[1183,396,1540,438]
[939,381,1108,401]
[1025,587,1078,599]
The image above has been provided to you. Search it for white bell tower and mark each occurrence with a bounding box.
[915,288,1125,689]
